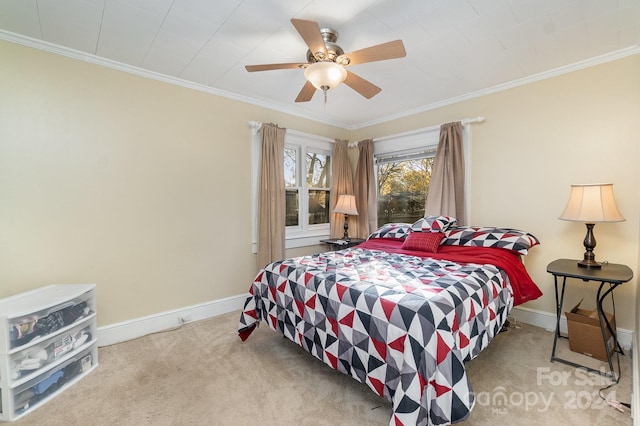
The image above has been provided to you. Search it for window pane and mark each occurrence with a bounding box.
[377,157,434,227]
[308,189,330,225]
[286,189,299,226]
[284,148,297,187]
[306,152,330,188]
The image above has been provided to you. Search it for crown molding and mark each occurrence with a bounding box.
[2,29,638,132]
[0,29,351,129]
[356,45,640,129]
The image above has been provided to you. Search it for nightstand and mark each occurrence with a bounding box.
[547,259,633,382]
[320,238,366,251]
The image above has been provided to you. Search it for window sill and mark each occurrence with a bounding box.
[251,233,330,253]
[285,232,330,249]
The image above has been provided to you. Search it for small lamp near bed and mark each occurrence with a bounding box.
[559,183,625,269]
[333,195,358,242]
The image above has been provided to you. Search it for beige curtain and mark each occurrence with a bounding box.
[330,139,354,238]
[424,121,466,224]
[257,123,286,268]
[354,139,377,238]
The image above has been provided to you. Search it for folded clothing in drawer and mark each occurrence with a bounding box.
[11,325,92,380]
[13,348,95,415]
[10,302,92,349]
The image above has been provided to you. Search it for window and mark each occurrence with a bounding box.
[251,125,333,251]
[376,150,436,227]
[284,146,332,229]
[373,126,454,227]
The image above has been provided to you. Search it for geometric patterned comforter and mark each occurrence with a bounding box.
[238,241,530,425]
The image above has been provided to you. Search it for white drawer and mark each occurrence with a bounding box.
[0,284,98,422]
[2,318,96,387]
[1,285,95,353]
[4,343,97,420]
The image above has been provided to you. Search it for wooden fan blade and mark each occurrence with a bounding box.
[295,81,316,102]
[339,40,406,66]
[291,18,328,60]
[245,63,306,72]
[343,71,381,99]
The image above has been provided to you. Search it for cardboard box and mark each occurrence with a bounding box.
[565,300,616,361]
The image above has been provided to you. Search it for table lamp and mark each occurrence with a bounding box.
[559,183,625,268]
[333,195,358,242]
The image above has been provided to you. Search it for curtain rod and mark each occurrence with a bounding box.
[248,120,334,143]
[370,116,485,144]
[249,120,261,135]
[250,117,486,143]
[461,116,485,125]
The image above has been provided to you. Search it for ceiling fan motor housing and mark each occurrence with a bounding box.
[306,27,344,63]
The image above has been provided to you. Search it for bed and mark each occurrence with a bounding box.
[238,218,542,426]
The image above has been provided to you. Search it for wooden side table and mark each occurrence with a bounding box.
[547,259,633,382]
[320,238,366,251]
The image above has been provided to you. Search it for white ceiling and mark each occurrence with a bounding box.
[1,0,639,129]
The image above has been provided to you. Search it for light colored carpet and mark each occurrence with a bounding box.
[13,311,632,425]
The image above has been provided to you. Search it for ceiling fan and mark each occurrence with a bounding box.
[245,18,406,103]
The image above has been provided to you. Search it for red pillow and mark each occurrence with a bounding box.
[401,231,445,253]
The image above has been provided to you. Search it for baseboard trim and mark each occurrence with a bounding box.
[97,294,246,347]
[96,295,633,354]
[633,332,638,425]
[511,305,633,351]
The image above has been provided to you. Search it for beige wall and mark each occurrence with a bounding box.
[0,40,348,326]
[1,39,638,331]
[354,54,640,330]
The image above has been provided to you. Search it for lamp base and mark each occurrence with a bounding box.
[578,222,601,268]
[577,259,602,269]
[342,214,351,242]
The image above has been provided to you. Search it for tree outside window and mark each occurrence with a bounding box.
[285,147,331,228]
[377,156,434,227]
[306,152,331,225]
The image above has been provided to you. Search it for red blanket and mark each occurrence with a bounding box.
[357,238,542,306]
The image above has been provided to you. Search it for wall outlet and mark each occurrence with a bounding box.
[179,314,192,323]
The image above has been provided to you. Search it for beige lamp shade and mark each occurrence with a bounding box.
[559,183,624,268]
[559,183,625,223]
[333,194,358,216]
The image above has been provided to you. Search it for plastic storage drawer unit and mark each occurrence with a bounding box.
[0,284,98,421]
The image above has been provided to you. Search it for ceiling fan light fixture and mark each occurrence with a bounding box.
[246,18,405,103]
[304,61,347,91]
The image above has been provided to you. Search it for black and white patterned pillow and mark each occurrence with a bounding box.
[411,216,457,233]
[367,223,412,240]
[441,226,540,255]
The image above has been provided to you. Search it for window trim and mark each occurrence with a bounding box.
[251,126,333,252]
[285,140,332,240]
[373,125,471,223]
